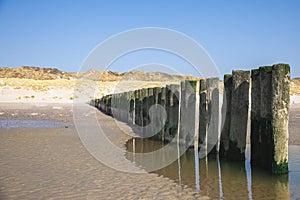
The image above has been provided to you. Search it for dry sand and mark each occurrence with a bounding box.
[0,78,180,103]
[0,103,207,200]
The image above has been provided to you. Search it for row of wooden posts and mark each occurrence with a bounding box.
[92,63,290,174]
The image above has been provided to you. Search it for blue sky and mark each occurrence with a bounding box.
[0,0,299,78]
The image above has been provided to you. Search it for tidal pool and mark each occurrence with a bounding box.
[126,138,300,199]
[0,119,67,129]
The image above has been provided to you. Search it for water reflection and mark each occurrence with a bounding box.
[0,119,66,128]
[126,138,299,199]
[194,148,200,191]
[220,156,248,199]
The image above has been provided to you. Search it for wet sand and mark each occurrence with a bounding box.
[0,103,205,200]
[289,104,300,144]
[1,103,299,199]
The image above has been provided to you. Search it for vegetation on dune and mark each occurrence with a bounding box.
[0,66,299,96]
[0,66,198,82]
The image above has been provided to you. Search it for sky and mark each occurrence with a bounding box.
[0,0,299,78]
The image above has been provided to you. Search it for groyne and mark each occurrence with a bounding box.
[92,63,290,174]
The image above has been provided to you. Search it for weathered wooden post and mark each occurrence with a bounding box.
[146,88,154,137]
[220,74,233,158]
[142,88,149,128]
[179,80,199,147]
[113,93,120,119]
[250,68,261,166]
[165,85,172,142]
[165,84,180,143]
[150,87,166,141]
[228,70,250,161]
[128,91,135,124]
[134,90,142,126]
[151,87,161,140]
[159,87,167,141]
[251,64,290,174]
[123,92,129,122]
[120,92,126,122]
[179,81,186,145]
[206,78,220,155]
[110,94,115,117]
[171,84,180,142]
[199,79,207,150]
[271,64,290,174]
[117,93,122,120]
[106,94,112,115]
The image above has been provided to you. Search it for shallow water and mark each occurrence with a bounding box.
[126,138,300,199]
[0,119,66,128]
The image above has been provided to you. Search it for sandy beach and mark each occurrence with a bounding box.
[0,72,299,199]
[0,103,206,200]
[1,101,299,199]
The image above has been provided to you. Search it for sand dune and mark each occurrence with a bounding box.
[0,66,299,103]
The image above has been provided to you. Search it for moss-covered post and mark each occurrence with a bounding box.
[251,64,290,174]
[228,70,250,161]
[110,94,116,117]
[118,93,122,120]
[99,97,103,112]
[141,88,149,128]
[123,92,129,122]
[107,94,112,116]
[99,97,102,109]
[220,74,233,158]
[259,66,274,170]
[179,81,186,145]
[206,78,220,155]
[199,79,207,151]
[120,92,126,122]
[151,87,161,140]
[146,88,154,137]
[165,85,172,142]
[102,95,108,114]
[134,90,142,126]
[179,80,199,147]
[114,93,120,119]
[250,68,261,166]
[102,95,106,113]
[171,84,180,142]
[116,93,121,119]
[124,92,131,124]
[271,64,290,174]
[128,91,135,124]
[165,84,180,143]
[159,87,167,141]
